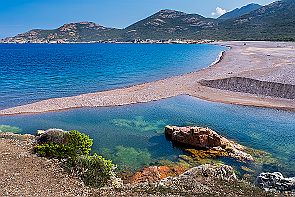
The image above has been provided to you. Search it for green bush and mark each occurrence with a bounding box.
[65,154,114,188]
[35,130,93,158]
[34,130,114,187]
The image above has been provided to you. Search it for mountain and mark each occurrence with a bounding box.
[201,0,295,41]
[1,0,295,43]
[1,22,123,43]
[123,9,216,40]
[218,3,262,20]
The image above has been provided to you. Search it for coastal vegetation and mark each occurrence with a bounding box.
[34,129,114,187]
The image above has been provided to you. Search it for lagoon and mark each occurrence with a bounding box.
[0,96,295,176]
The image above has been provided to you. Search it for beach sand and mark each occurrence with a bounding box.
[1,41,295,116]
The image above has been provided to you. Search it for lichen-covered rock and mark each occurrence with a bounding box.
[130,165,187,184]
[257,172,295,192]
[35,128,68,145]
[159,164,237,188]
[165,125,253,161]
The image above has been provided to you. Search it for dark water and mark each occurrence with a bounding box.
[0,96,295,175]
[0,43,224,109]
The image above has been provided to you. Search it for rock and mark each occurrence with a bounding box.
[130,165,186,184]
[35,128,68,145]
[110,176,124,189]
[159,164,237,188]
[165,125,231,148]
[165,125,253,161]
[257,172,295,192]
[36,130,46,136]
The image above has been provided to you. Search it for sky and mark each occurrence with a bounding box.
[0,0,276,38]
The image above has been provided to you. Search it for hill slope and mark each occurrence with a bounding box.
[1,22,123,43]
[202,0,295,41]
[124,9,216,40]
[218,3,262,20]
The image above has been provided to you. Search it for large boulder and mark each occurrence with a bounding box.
[165,125,253,161]
[35,128,68,145]
[159,164,237,188]
[257,172,295,192]
[165,125,230,148]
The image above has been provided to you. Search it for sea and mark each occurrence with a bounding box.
[0,43,294,177]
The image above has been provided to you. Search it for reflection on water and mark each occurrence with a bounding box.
[0,95,295,176]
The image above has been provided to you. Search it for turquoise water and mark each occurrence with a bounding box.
[0,43,294,176]
[0,43,224,109]
[1,96,295,175]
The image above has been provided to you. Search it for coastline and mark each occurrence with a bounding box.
[1,41,295,116]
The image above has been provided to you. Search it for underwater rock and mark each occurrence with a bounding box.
[130,165,186,184]
[257,172,295,192]
[165,125,253,161]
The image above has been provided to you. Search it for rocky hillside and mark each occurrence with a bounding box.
[202,0,295,41]
[124,9,216,40]
[218,3,262,21]
[1,22,123,43]
[1,0,295,42]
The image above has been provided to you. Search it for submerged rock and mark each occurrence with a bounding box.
[165,125,253,161]
[257,172,295,192]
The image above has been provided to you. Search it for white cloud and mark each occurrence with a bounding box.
[211,7,227,17]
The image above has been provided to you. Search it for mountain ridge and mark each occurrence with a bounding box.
[1,0,295,43]
[218,3,262,20]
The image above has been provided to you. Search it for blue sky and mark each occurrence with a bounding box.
[0,0,275,38]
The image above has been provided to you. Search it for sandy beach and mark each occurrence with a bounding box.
[1,41,295,116]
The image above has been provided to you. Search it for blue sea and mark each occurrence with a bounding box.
[0,43,223,109]
[0,44,294,176]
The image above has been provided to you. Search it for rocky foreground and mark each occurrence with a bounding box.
[1,131,293,197]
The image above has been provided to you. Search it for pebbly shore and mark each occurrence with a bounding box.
[0,41,295,116]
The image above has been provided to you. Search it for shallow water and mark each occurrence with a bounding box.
[0,43,224,109]
[1,96,295,175]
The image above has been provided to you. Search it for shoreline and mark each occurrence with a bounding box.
[1,41,295,116]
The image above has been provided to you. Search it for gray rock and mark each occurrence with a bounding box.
[159,164,237,188]
[35,128,68,145]
[257,172,295,192]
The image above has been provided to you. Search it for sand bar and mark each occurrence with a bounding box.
[1,41,295,116]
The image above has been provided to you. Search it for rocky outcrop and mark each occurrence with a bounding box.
[257,172,295,192]
[200,77,295,99]
[35,128,68,145]
[130,165,186,184]
[165,125,253,161]
[160,164,237,186]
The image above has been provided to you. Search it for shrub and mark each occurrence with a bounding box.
[35,130,93,158]
[65,154,114,188]
[34,129,114,187]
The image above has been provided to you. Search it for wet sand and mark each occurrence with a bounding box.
[1,41,295,116]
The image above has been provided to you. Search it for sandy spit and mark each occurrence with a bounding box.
[1,41,295,116]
